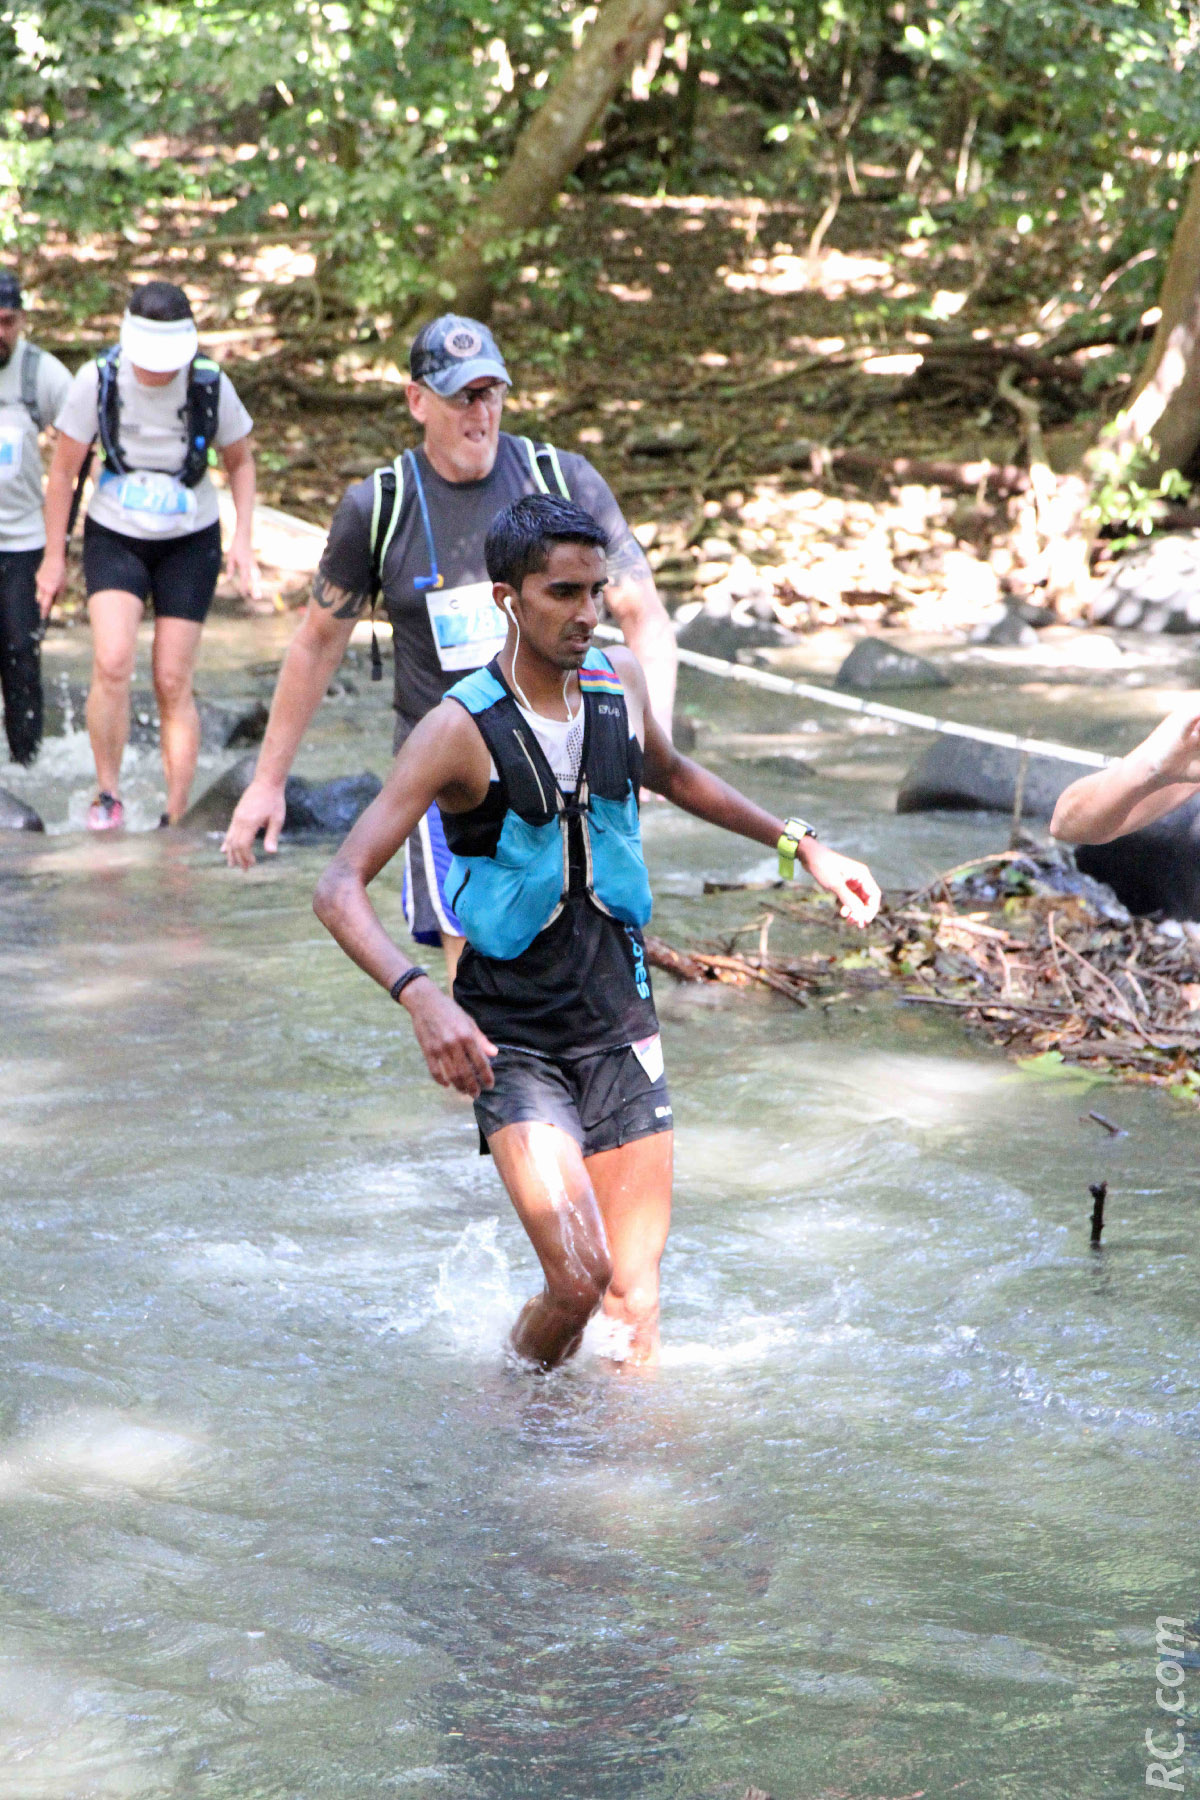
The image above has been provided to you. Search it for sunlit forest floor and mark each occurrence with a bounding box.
[28,191,1131,631]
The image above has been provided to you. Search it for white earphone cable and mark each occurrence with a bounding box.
[504,596,578,721]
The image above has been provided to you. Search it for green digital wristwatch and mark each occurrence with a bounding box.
[777,815,818,880]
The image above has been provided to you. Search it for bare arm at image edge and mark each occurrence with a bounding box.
[1050,700,1200,844]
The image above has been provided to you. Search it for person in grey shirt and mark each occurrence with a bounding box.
[223,314,677,982]
[0,268,72,765]
[39,281,259,829]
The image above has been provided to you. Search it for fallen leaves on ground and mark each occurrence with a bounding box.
[646,849,1200,1102]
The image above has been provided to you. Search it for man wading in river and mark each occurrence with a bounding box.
[314,494,881,1370]
[224,315,676,982]
[0,269,72,767]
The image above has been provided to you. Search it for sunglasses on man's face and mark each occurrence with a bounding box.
[426,380,508,411]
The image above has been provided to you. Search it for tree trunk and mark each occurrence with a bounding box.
[1103,158,1200,475]
[427,0,677,322]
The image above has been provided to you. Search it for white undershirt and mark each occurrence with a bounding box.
[514,697,585,794]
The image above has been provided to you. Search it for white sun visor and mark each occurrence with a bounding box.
[119,311,200,373]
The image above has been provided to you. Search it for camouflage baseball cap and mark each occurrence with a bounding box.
[409,314,510,396]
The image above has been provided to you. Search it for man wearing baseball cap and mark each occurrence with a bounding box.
[223,313,677,981]
[0,268,73,766]
[39,281,261,828]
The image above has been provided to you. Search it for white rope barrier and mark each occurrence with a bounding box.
[594,625,1113,770]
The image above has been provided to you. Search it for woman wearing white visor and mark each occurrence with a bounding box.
[38,281,260,829]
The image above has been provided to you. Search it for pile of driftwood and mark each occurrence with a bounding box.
[646,850,1200,1101]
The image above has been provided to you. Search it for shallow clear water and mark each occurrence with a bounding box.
[2,621,1198,1799]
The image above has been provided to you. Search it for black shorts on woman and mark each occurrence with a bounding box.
[82,517,222,623]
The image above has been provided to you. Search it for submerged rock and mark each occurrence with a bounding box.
[41,680,267,752]
[0,786,44,832]
[896,736,1079,819]
[198,698,270,751]
[835,638,950,691]
[1075,791,1200,920]
[179,757,257,831]
[181,755,381,839]
[283,771,382,836]
[978,606,1036,648]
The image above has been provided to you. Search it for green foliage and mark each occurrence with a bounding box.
[1087,419,1194,546]
[1,0,585,305]
[1,0,1198,320]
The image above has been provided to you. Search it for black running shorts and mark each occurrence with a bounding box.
[474,1038,673,1159]
[83,518,222,623]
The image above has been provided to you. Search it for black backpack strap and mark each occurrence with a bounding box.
[518,436,571,499]
[181,356,222,487]
[364,454,405,682]
[19,344,42,428]
[96,346,125,474]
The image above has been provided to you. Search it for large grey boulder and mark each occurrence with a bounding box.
[677,612,791,660]
[181,755,381,839]
[0,786,44,831]
[1075,791,1200,919]
[198,698,270,751]
[896,736,1080,819]
[41,679,267,752]
[1091,533,1200,633]
[283,771,382,836]
[835,638,950,691]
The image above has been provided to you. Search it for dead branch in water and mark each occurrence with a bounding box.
[647,850,1200,1100]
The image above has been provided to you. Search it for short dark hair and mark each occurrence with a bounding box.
[485,493,608,591]
[128,281,193,323]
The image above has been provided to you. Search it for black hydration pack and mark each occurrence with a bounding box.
[95,344,221,488]
[360,436,572,683]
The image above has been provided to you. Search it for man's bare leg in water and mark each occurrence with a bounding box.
[487,1124,673,1369]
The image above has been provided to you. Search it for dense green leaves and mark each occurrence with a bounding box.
[2,0,1197,318]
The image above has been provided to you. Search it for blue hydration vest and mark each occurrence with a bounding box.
[441,649,653,962]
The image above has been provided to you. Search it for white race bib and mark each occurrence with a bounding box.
[0,423,24,486]
[425,579,507,672]
[99,468,198,535]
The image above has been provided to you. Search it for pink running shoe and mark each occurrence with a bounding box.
[86,791,125,832]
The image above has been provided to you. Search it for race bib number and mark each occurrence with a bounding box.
[99,468,198,535]
[425,579,507,672]
[0,423,24,485]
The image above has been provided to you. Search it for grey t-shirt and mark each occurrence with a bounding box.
[55,354,253,541]
[0,339,73,551]
[317,433,651,729]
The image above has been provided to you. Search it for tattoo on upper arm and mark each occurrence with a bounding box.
[605,533,653,588]
[313,571,370,619]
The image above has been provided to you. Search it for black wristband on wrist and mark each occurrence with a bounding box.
[389,967,429,1003]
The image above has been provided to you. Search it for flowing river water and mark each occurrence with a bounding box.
[1,614,1198,1799]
